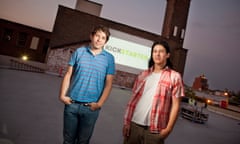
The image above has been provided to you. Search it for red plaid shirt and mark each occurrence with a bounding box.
[124,67,185,133]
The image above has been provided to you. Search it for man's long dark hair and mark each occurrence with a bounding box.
[148,41,173,69]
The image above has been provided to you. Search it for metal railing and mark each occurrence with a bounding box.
[10,59,45,73]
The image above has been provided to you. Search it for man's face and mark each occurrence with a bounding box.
[152,44,170,65]
[90,30,107,49]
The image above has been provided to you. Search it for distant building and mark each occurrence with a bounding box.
[0,19,51,62]
[194,90,228,108]
[192,74,209,91]
[46,0,191,88]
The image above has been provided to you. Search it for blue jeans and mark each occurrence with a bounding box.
[63,103,100,144]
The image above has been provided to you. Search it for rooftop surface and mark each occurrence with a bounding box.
[0,69,239,144]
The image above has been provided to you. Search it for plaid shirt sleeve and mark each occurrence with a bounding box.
[172,71,185,98]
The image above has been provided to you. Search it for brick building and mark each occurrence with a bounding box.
[192,74,209,91]
[46,0,191,88]
[0,19,51,62]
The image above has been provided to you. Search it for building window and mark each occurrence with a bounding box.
[2,28,13,41]
[17,32,28,47]
[181,29,185,39]
[42,38,50,54]
[173,26,178,37]
[30,36,39,50]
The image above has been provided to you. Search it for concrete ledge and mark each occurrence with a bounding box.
[0,55,47,72]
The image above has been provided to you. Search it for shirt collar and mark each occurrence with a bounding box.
[87,46,106,56]
[148,66,170,73]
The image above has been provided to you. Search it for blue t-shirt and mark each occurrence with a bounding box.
[67,46,115,102]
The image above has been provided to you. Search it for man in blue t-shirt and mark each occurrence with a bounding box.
[59,25,115,144]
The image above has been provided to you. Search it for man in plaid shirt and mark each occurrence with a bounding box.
[123,41,185,144]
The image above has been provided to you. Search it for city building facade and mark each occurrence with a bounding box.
[47,0,191,88]
[0,0,191,89]
[192,74,209,91]
[0,19,51,62]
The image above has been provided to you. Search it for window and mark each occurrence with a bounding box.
[42,38,50,54]
[173,26,178,37]
[30,36,39,50]
[181,29,185,39]
[17,32,28,47]
[2,28,13,41]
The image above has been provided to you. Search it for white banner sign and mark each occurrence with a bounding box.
[105,36,152,70]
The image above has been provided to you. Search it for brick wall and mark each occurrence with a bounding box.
[113,70,137,89]
[46,43,83,76]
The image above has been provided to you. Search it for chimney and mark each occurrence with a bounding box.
[75,0,102,16]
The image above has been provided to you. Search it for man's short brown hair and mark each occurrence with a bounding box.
[91,25,111,42]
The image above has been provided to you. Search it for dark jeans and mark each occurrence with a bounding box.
[63,103,100,144]
[124,122,164,144]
